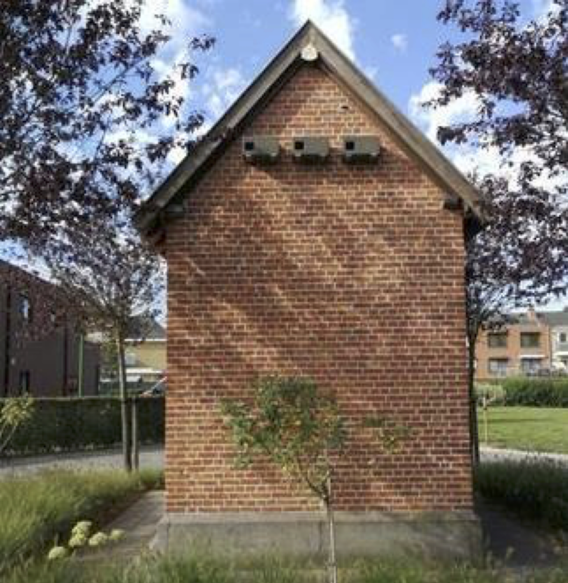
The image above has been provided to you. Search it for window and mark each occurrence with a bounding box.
[520,332,540,348]
[488,359,508,377]
[19,296,31,323]
[521,358,542,375]
[560,333,567,343]
[487,332,507,348]
[125,351,137,367]
[18,371,30,395]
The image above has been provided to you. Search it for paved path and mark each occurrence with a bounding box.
[481,446,568,465]
[478,501,567,569]
[0,444,563,479]
[0,445,164,477]
[78,491,165,564]
[73,490,568,573]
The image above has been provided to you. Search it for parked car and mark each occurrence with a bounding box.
[142,377,167,397]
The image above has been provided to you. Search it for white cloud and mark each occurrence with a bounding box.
[390,33,408,53]
[409,81,564,193]
[409,81,504,178]
[363,65,378,81]
[532,0,559,20]
[140,1,211,125]
[408,81,480,145]
[201,67,247,120]
[138,0,210,39]
[289,0,357,62]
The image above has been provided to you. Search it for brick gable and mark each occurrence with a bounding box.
[164,62,472,515]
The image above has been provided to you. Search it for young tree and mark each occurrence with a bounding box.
[0,397,34,456]
[221,376,346,583]
[428,0,568,461]
[46,217,163,471]
[0,0,213,249]
[221,377,413,581]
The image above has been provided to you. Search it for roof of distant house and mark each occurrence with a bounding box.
[125,316,166,341]
[538,309,568,327]
[502,308,568,327]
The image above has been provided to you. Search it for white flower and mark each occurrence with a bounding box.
[72,520,93,537]
[88,532,109,547]
[47,546,69,561]
[109,529,125,542]
[68,532,88,548]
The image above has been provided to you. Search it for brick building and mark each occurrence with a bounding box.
[137,23,483,559]
[124,319,166,385]
[476,308,568,380]
[0,260,100,396]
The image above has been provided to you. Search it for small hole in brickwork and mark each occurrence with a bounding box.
[346,141,355,151]
[244,141,254,151]
[294,141,305,151]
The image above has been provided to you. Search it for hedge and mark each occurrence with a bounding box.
[1,397,164,457]
[501,377,568,407]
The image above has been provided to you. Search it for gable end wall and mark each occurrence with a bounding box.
[165,63,472,514]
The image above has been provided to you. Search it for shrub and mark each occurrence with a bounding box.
[475,384,505,405]
[0,398,35,455]
[0,397,164,457]
[501,377,568,407]
[475,458,568,530]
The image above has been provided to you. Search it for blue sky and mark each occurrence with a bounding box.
[149,0,556,184]
[157,0,549,153]
[4,0,563,310]
[146,0,564,311]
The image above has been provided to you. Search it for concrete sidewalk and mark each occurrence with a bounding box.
[78,490,165,564]
[478,501,567,568]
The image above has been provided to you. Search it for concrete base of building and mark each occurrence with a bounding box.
[151,510,483,563]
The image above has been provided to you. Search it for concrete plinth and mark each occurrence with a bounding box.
[151,510,482,563]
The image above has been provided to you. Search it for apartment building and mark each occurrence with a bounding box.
[475,309,568,380]
[0,260,100,396]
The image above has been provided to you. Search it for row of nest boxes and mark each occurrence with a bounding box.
[243,136,382,164]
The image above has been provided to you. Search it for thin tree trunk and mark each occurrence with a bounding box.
[131,396,139,471]
[325,475,338,583]
[467,332,480,466]
[116,334,132,472]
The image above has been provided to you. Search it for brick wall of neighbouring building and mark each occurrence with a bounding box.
[475,310,553,380]
[0,261,100,397]
[164,62,473,515]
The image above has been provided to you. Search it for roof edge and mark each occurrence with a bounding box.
[136,21,483,238]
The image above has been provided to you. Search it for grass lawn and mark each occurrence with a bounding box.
[479,406,568,454]
[0,468,162,575]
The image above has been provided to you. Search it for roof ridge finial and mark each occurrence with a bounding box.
[301,42,319,62]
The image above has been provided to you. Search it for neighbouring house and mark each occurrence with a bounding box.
[541,309,568,373]
[136,23,483,560]
[0,260,100,396]
[476,308,568,380]
[124,318,166,385]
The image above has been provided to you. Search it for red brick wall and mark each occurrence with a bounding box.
[165,63,473,514]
